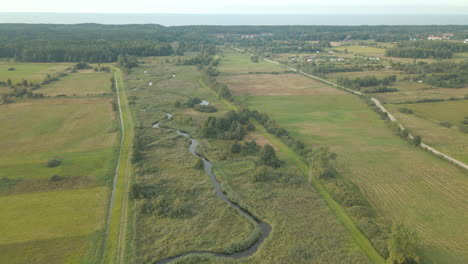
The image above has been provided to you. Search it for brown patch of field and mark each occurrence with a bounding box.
[218,73,345,96]
[244,132,276,149]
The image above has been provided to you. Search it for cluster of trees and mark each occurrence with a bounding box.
[386,40,468,59]
[336,75,398,93]
[200,110,253,140]
[231,140,261,156]
[393,61,468,88]
[201,72,233,101]
[337,75,397,91]
[117,54,139,69]
[175,98,218,113]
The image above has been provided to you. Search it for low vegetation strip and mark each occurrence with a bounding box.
[200,79,386,264]
[101,69,134,264]
[261,57,468,171]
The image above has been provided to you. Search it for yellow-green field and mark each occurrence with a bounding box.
[220,67,468,264]
[0,97,117,181]
[218,53,285,75]
[38,70,112,96]
[0,62,119,264]
[388,100,468,163]
[0,61,72,83]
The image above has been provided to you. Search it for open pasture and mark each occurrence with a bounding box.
[219,73,344,96]
[218,53,285,75]
[388,100,468,163]
[38,70,112,96]
[0,97,117,181]
[0,61,71,83]
[247,92,468,264]
[0,187,108,264]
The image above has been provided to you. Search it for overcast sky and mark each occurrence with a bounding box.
[3,0,468,14]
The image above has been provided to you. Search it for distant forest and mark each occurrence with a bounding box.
[0,24,467,62]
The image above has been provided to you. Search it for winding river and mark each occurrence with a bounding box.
[152,115,271,264]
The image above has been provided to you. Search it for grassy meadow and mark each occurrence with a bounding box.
[0,63,119,264]
[237,84,468,264]
[0,61,72,83]
[388,100,468,163]
[124,58,372,264]
[37,70,112,96]
[218,53,286,75]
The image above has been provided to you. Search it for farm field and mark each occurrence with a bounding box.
[0,61,72,83]
[218,53,286,75]
[0,62,119,264]
[219,61,468,264]
[37,70,112,96]
[387,100,468,163]
[218,73,342,96]
[124,58,372,264]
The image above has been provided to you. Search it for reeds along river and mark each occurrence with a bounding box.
[152,117,271,264]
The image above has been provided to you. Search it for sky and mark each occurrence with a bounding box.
[2,0,468,14]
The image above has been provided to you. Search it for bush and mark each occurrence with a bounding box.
[46,157,62,168]
[194,104,217,113]
[439,121,452,128]
[398,107,413,114]
[231,141,241,154]
[50,175,63,181]
[259,145,282,168]
[8,68,15,71]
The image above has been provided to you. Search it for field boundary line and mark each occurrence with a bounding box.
[259,56,468,171]
[101,69,134,264]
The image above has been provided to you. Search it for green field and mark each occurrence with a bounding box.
[218,53,285,75]
[0,97,117,182]
[38,70,112,96]
[0,61,71,83]
[124,58,373,264]
[388,100,468,163]
[245,92,468,264]
[0,63,119,264]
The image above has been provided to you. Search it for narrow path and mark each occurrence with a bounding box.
[261,57,468,171]
[101,70,133,264]
[152,120,271,264]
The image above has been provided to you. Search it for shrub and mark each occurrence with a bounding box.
[439,121,452,128]
[194,158,204,170]
[194,104,217,113]
[231,141,241,154]
[50,175,63,181]
[46,157,62,168]
[252,165,269,182]
[8,68,15,71]
[398,107,413,114]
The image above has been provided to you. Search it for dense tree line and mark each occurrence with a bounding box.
[386,40,468,59]
[392,61,468,88]
[337,75,397,91]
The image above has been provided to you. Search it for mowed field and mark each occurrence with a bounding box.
[0,64,118,264]
[388,100,468,163]
[0,61,72,83]
[38,70,112,96]
[218,73,343,96]
[218,56,468,263]
[218,53,285,75]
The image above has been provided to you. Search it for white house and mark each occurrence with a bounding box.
[464,39,468,44]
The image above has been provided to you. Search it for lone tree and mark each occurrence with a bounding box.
[387,223,420,264]
[412,136,422,146]
[231,141,241,154]
[259,144,282,168]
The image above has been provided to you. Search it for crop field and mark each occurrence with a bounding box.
[38,70,112,96]
[246,93,468,264]
[0,63,119,264]
[0,61,72,83]
[373,86,468,103]
[388,100,468,163]
[218,73,343,96]
[332,45,387,57]
[324,70,403,83]
[218,53,285,75]
[217,60,468,264]
[124,58,372,264]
